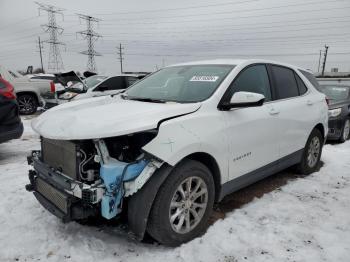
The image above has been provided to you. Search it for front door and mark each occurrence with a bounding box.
[222,64,280,180]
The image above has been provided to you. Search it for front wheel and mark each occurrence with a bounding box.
[147,159,215,246]
[339,119,350,143]
[297,128,323,175]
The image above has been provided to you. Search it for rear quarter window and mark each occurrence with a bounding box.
[295,73,308,95]
[299,70,320,90]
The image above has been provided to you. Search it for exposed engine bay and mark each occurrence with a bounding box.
[26,130,163,222]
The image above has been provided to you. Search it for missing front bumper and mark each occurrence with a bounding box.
[27,174,98,222]
[26,153,100,222]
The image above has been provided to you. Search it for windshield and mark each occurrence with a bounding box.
[319,85,350,101]
[124,65,234,103]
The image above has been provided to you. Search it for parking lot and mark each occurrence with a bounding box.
[0,116,349,262]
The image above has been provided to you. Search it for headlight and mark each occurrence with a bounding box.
[59,92,78,100]
[328,108,342,118]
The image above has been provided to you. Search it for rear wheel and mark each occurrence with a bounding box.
[17,94,38,115]
[339,119,350,143]
[297,128,323,175]
[147,159,215,246]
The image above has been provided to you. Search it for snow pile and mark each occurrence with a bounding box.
[0,117,349,262]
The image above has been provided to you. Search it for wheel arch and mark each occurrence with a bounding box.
[184,152,222,202]
[128,151,222,240]
[16,91,39,103]
[314,123,325,140]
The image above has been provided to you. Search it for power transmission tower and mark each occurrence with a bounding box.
[117,43,124,73]
[37,36,44,73]
[321,45,329,77]
[36,2,65,72]
[77,14,101,72]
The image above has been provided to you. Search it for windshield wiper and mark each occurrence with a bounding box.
[122,95,166,103]
[129,97,166,103]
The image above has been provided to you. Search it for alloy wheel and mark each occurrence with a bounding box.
[307,136,321,168]
[169,176,208,234]
[342,120,350,141]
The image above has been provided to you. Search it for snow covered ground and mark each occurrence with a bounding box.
[0,117,349,262]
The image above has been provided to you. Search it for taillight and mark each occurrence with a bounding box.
[0,78,16,100]
[50,81,55,93]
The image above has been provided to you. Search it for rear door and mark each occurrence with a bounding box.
[268,65,312,158]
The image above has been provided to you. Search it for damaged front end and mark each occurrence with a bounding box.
[26,131,163,223]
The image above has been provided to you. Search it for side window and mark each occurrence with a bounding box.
[97,76,125,91]
[126,76,139,87]
[227,65,272,101]
[299,70,321,91]
[271,66,299,99]
[295,73,308,95]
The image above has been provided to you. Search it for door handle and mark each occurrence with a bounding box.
[269,107,280,115]
[307,100,313,106]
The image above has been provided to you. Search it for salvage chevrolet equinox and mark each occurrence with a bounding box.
[26,59,328,246]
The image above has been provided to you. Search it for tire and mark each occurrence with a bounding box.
[147,159,215,246]
[339,118,350,143]
[17,94,38,115]
[296,128,323,175]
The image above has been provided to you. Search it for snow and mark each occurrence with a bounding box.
[0,117,349,262]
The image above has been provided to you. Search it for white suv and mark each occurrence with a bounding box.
[27,59,328,246]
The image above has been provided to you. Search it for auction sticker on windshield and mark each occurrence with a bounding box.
[190,76,219,82]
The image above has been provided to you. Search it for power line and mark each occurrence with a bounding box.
[77,14,101,72]
[98,22,350,40]
[101,6,350,25]
[0,16,40,31]
[36,2,65,72]
[100,17,350,35]
[93,0,342,16]
[102,32,350,44]
[93,0,258,15]
[101,0,345,21]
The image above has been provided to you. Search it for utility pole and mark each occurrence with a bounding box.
[77,14,101,73]
[321,45,329,77]
[37,36,44,73]
[117,43,124,73]
[36,2,65,72]
[317,50,322,73]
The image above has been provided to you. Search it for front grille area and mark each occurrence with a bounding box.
[35,178,68,214]
[42,138,78,179]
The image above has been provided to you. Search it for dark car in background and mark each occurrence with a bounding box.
[319,84,350,142]
[0,76,23,144]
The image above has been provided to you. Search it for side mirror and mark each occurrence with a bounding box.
[220,91,265,110]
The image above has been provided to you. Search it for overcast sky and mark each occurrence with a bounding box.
[0,0,349,75]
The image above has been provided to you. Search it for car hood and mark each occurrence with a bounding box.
[32,96,201,140]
